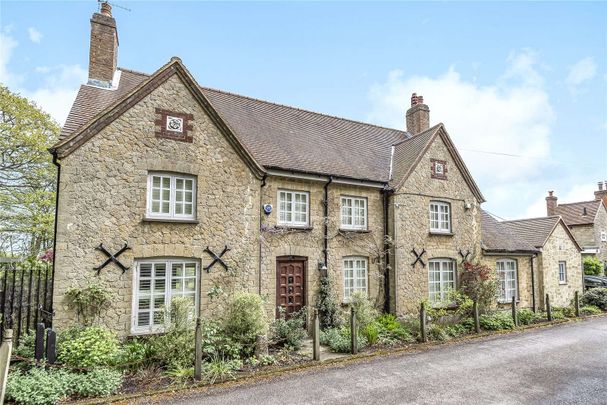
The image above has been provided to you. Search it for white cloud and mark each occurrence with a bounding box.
[525,183,597,218]
[28,27,43,44]
[566,57,597,93]
[367,49,555,219]
[0,29,85,125]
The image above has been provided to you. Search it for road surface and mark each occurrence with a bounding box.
[171,316,607,404]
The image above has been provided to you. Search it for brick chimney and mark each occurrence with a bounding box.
[88,2,118,87]
[406,93,430,134]
[595,181,607,205]
[546,191,557,216]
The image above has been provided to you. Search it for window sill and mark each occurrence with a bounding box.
[497,300,520,305]
[339,228,371,234]
[274,225,313,231]
[429,231,454,236]
[142,216,199,224]
[559,282,568,285]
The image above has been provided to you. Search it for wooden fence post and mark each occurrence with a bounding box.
[574,291,580,317]
[420,302,427,343]
[313,309,320,361]
[546,294,552,321]
[473,301,480,333]
[511,296,518,327]
[350,307,357,355]
[194,317,202,381]
[45,329,56,364]
[0,329,13,405]
[34,323,44,361]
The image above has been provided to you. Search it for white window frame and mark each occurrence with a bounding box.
[496,259,518,303]
[342,256,368,302]
[429,201,451,233]
[146,172,196,220]
[558,261,567,284]
[340,196,368,230]
[601,230,607,242]
[277,189,309,227]
[132,258,200,334]
[428,259,455,303]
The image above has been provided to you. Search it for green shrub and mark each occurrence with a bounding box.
[224,292,268,353]
[550,308,566,320]
[270,307,307,350]
[459,261,500,313]
[198,318,242,361]
[581,305,603,315]
[65,284,113,326]
[320,326,368,353]
[113,339,153,371]
[375,314,414,344]
[57,326,119,368]
[148,328,195,370]
[349,291,379,330]
[553,306,576,318]
[316,276,341,329]
[584,256,604,276]
[427,324,450,341]
[581,288,607,310]
[14,332,37,359]
[517,308,541,325]
[6,367,123,405]
[479,311,515,331]
[202,357,242,384]
[361,322,379,345]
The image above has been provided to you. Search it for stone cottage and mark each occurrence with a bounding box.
[481,211,583,309]
[51,5,498,336]
[546,183,607,268]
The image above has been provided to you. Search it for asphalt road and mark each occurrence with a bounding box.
[173,317,607,405]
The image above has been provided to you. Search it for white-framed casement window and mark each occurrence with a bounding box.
[343,256,368,302]
[558,261,567,284]
[428,259,455,302]
[601,230,607,242]
[429,201,451,233]
[132,259,199,334]
[147,173,196,220]
[496,259,518,303]
[278,190,309,227]
[341,196,367,230]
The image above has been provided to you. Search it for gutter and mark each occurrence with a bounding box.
[258,174,268,295]
[381,187,392,313]
[50,153,61,326]
[323,176,333,267]
[530,254,536,312]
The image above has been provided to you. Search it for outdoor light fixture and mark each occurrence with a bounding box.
[318,262,328,277]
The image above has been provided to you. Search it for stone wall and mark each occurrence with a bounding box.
[53,74,262,336]
[539,223,583,308]
[569,224,595,249]
[593,204,607,265]
[392,132,482,314]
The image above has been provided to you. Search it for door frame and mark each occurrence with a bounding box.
[275,255,308,318]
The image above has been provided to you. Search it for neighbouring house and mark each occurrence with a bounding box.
[50,5,488,336]
[546,183,607,268]
[481,211,583,309]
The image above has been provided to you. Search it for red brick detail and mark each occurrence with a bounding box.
[154,108,194,143]
[431,158,447,180]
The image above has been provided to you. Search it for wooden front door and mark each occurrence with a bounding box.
[276,257,306,317]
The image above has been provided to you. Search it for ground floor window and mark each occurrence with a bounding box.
[428,259,455,302]
[133,259,199,333]
[496,259,517,302]
[558,261,567,284]
[343,257,368,302]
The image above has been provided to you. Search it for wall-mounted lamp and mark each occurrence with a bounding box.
[318,262,328,277]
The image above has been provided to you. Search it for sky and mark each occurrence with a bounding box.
[1,1,606,220]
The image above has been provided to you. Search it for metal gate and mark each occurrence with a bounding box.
[0,259,53,344]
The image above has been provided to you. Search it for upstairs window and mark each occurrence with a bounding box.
[343,256,368,302]
[558,261,567,284]
[496,259,517,303]
[341,196,367,230]
[601,230,607,242]
[278,190,309,227]
[429,201,451,233]
[147,173,196,220]
[428,259,455,302]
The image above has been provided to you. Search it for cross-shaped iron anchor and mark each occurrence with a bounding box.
[94,243,131,275]
[204,245,230,273]
[411,248,426,267]
[458,249,471,263]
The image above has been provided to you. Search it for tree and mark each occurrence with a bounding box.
[0,85,58,257]
[583,256,603,276]
[458,261,500,313]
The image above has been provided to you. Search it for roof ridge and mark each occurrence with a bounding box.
[556,200,600,206]
[117,67,150,77]
[392,123,442,146]
[200,86,408,136]
[501,215,561,223]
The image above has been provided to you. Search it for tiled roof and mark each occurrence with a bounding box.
[554,200,601,226]
[500,216,562,248]
[59,68,408,182]
[390,126,440,186]
[481,210,538,253]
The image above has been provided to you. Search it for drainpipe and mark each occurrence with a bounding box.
[258,174,268,294]
[382,187,392,313]
[530,253,536,312]
[50,153,61,326]
[323,176,333,268]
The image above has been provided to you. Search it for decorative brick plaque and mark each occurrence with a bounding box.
[155,108,194,142]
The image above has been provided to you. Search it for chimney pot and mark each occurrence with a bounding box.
[406,92,430,134]
[100,1,112,17]
[598,182,603,191]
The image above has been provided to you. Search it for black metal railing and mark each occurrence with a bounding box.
[0,260,53,344]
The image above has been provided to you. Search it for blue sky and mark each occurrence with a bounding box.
[1,1,606,219]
